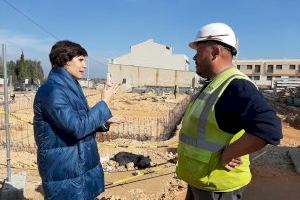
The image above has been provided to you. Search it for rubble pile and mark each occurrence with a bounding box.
[264,88,300,129]
[290,114,300,129]
[277,88,296,103]
[281,112,300,129]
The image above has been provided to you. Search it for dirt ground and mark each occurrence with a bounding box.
[98,121,300,200]
[0,120,300,200]
[0,91,300,200]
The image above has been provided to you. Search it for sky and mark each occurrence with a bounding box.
[1,0,300,78]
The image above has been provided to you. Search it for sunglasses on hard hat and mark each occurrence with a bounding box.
[199,34,229,40]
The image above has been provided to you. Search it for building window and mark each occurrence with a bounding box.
[237,65,240,70]
[290,65,296,70]
[247,65,252,70]
[298,65,300,73]
[276,65,282,70]
[267,76,272,81]
[254,65,261,73]
[254,76,260,80]
[267,65,273,73]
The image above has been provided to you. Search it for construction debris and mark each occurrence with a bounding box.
[262,86,300,129]
[112,152,151,169]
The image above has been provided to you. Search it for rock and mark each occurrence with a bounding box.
[106,166,113,172]
[126,162,135,170]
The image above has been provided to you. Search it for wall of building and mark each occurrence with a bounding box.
[235,59,300,87]
[78,79,95,88]
[108,63,197,87]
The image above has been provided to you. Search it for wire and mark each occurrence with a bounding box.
[2,0,108,72]
[2,0,59,40]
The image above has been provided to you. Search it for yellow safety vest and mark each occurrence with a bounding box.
[176,67,254,192]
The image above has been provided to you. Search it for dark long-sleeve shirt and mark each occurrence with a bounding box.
[212,79,282,145]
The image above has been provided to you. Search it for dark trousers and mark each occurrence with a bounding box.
[185,185,246,200]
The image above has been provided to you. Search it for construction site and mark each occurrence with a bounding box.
[0,39,300,199]
[0,80,299,199]
[2,0,300,199]
[1,40,300,200]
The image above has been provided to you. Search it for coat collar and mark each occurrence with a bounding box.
[48,67,88,109]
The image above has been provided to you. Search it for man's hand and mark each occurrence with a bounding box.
[102,83,120,104]
[221,155,243,171]
[219,133,267,171]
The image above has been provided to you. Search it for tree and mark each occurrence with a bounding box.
[15,50,28,82]
[7,61,17,84]
[14,51,44,84]
[26,60,44,84]
[0,50,45,87]
[0,57,17,84]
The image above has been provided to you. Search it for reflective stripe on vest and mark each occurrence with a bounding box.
[179,74,246,152]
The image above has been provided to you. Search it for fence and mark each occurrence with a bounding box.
[0,92,36,152]
[0,91,191,153]
[97,95,190,141]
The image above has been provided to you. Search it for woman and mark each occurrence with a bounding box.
[34,40,122,200]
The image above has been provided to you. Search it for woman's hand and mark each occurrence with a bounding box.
[105,116,128,126]
[101,83,120,104]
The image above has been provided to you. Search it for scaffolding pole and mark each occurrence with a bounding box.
[2,43,11,182]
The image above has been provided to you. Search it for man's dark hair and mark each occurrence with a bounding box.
[49,40,88,68]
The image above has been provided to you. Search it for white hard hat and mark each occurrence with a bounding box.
[189,22,238,55]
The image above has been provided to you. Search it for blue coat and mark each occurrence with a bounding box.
[34,67,112,200]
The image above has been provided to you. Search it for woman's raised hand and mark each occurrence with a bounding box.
[101,83,120,104]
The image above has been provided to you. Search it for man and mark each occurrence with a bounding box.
[10,91,15,102]
[34,40,123,200]
[176,23,282,200]
[174,84,179,99]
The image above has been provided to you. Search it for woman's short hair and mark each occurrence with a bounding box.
[49,40,88,68]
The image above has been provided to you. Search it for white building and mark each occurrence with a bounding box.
[235,59,300,87]
[108,39,198,88]
[109,39,189,71]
